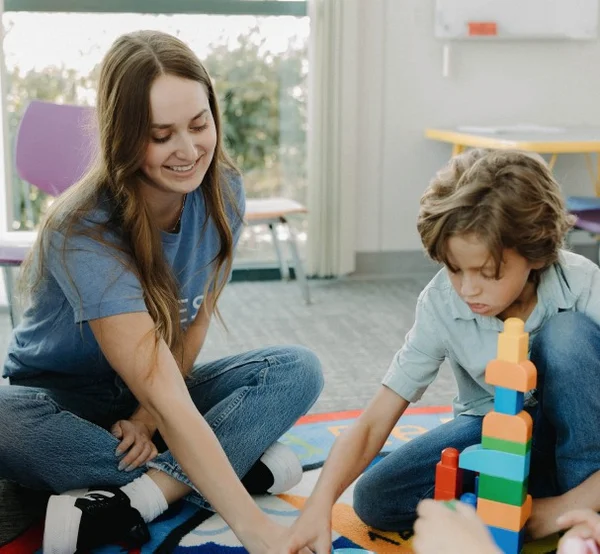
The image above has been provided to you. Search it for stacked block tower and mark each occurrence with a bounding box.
[434,317,537,554]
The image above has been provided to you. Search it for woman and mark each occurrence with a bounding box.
[0,30,323,554]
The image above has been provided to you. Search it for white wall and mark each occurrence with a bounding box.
[356,0,600,253]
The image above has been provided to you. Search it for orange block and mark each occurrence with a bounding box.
[486,359,537,392]
[482,411,533,443]
[434,447,463,500]
[497,318,529,363]
[477,495,532,531]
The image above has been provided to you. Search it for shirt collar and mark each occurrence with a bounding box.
[536,255,577,312]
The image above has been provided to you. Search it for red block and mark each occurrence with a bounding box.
[434,447,463,500]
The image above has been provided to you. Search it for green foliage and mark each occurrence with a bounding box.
[204,26,307,202]
[7,25,307,229]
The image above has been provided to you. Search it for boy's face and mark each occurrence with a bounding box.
[445,234,541,320]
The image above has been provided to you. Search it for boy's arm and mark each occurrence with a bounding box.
[305,289,444,508]
[282,386,409,554]
[308,385,409,506]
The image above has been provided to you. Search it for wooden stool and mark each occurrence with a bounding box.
[245,197,310,304]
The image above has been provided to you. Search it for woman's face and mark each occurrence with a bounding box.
[141,73,217,195]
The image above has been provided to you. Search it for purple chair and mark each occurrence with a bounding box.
[566,196,600,264]
[0,100,97,326]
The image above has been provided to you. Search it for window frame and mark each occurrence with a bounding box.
[4,0,307,16]
[0,0,307,247]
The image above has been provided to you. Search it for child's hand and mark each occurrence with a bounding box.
[558,537,600,554]
[278,501,333,554]
[413,499,501,554]
[557,510,600,553]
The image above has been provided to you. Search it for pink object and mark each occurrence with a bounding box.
[560,537,600,554]
[15,100,97,196]
[1,100,97,325]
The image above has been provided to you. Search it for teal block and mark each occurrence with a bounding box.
[488,525,524,554]
[459,445,530,481]
[494,387,524,415]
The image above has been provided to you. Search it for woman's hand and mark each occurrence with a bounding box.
[111,418,158,471]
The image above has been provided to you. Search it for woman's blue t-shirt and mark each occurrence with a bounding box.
[3,172,245,379]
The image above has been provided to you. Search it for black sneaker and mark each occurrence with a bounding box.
[43,487,150,554]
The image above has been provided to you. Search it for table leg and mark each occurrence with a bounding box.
[269,222,289,280]
[548,154,558,170]
[451,144,465,157]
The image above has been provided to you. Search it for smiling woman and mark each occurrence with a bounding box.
[0,30,323,554]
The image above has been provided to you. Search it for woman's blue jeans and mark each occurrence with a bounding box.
[353,312,600,530]
[0,345,323,510]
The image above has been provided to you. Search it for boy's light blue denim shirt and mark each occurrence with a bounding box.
[382,250,600,417]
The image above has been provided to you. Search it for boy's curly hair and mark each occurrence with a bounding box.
[417,149,575,278]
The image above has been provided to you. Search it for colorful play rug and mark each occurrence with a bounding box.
[0,407,558,553]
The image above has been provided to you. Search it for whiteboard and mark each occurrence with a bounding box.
[435,0,599,40]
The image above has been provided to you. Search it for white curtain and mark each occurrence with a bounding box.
[0,0,13,245]
[307,0,359,277]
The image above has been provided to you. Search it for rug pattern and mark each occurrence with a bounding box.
[0,407,558,553]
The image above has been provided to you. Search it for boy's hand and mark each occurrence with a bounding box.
[111,418,158,471]
[557,510,600,553]
[276,502,333,554]
[413,499,501,554]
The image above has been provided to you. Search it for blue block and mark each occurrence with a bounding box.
[460,492,477,508]
[459,445,530,481]
[488,525,525,554]
[494,387,524,415]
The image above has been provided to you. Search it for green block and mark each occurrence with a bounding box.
[478,474,528,506]
[482,436,531,455]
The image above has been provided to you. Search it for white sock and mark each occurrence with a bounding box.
[121,473,169,523]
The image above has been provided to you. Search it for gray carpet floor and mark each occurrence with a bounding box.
[0,272,459,544]
[199,275,457,412]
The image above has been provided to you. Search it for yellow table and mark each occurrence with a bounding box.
[425,127,600,196]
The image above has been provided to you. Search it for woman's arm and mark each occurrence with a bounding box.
[89,311,273,549]
[127,294,213,431]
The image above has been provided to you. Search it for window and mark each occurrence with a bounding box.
[1,0,308,266]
